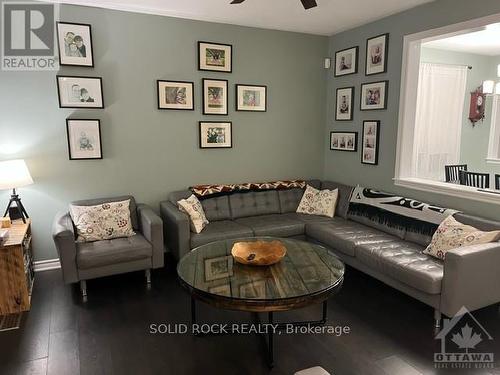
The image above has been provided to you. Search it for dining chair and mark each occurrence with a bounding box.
[495,174,500,190]
[459,170,490,189]
[445,164,467,183]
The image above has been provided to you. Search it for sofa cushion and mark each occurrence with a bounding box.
[453,212,500,232]
[306,219,396,257]
[296,185,338,218]
[169,190,231,222]
[177,195,209,234]
[320,181,354,219]
[355,240,444,294]
[284,213,334,224]
[278,179,321,213]
[235,214,305,237]
[76,234,152,270]
[190,220,253,249]
[229,191,280,219]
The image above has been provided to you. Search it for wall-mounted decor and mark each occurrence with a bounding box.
[360,80,388,111]
[199,122,232,149]
[198,41,232,73]
[203,79,228,115]
[330,132,358,152]
[335,86,354,121]
[57,76,104,109]
[157,80,194,110]
[365,33,389,76]
[236,84,267,112]
[468,86,486,125]
[66,119,102,160]
[56,22,94,67]
[361,120,380,165]
[334,46,358,77]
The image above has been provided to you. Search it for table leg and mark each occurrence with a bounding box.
[191,297,196,326]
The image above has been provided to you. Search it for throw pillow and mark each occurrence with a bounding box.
[423,215,500,260]
[177,195,209,234]
[70,199,135,242]
[296,185,338,218]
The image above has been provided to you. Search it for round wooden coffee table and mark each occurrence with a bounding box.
[177,237,345,367]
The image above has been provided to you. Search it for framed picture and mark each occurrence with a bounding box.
[334,46,358,77]
[199,122,232,149]
[203,79,228,115]
[238,280,266,299]
[198,41,232,73]
[236,84,267,112]
[204,255,233,281]
[157,80,194,110]
[57,76,104,109]
[365,33,389,76]
[56,22,94,67]
[335,86,354,121]
[361,120,380,165]
[330,132,358,152]
[66,119,102,160]
[360,81,388,111]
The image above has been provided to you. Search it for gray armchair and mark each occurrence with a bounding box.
[52,195,164,298]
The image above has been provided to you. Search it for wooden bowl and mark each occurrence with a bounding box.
[231,240,287,266]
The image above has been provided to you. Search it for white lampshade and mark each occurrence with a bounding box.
[483,80,495,94]
[0,159,34,190]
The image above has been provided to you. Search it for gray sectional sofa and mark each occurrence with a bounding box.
[160,180,500,326]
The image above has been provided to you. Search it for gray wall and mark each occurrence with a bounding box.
[420,47,500,181]
[324,0,500,220]
[0,5,327,261]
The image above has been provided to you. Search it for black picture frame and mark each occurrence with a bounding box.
[199,121,233,149]
[361,120,380,165]
[202,78,229,115]
[360,80,388,111]
[198,41,233,73]
[157,80,195,110]
[335,86,355,121]
[365,33,389,76]
[56,21,94,67]
[235,84,267,112]
[334,46,359,77]
[57,75,104,109]
[66,119,102,160]
[330,131,358,152]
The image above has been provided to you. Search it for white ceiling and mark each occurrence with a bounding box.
[46,0,434,36]
[423,24,500,56]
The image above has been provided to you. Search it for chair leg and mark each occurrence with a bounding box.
[434,309,442,329]
[145,269,151,285]
[80,280,87,299]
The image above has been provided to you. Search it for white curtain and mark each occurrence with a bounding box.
[413,63,468,181]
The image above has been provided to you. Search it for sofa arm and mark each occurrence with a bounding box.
[159,201,191,261]
[52,211,79,284]
[441,242,500,317]
[137,203,164,269]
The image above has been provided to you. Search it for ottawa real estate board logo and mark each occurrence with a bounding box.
[434,306,494,370]
[2,1,58,70]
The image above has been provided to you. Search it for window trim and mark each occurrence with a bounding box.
[487,95,500,163]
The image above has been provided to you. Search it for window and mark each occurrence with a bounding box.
[487,95,500,163]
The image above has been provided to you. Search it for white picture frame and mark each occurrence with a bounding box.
[360,81,388,111]
[57,76,104,109]
[203,79,228,115]
[157,80,194,110]
[199,122,232,149]
[365,33,389,76]
[66,119,102,160]
[334,46,358,77]
[335,86,354,121]
[198,41,232,73]
[236,84,267,112]
[56,22,94,67]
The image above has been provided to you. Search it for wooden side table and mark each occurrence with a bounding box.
[0,219,34,315]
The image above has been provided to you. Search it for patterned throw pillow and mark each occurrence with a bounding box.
[70,200,135,242]
[423,215,500,260]
[296,185,338,218]
[177,195,209,234]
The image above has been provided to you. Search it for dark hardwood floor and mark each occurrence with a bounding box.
[0,261,498,375]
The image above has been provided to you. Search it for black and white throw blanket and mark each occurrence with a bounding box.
[349,186,459,235]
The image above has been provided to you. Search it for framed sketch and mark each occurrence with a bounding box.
[198,41,232,73]
[335,86,354,121]
[361,120,380,165]
[365,33,389,76]
[330,132,358,152]
[57,76,104,109]
[334,46,358,77]
[199,122,232,149]
[208,283,232,297]
[66,119,102,160]
[56,22,94,67]
[360,81,388,111]
[157,80,194,110]
[236,84,267,112]
[204,255,233,281]
[238,280,266,299]
[203,79,228,115]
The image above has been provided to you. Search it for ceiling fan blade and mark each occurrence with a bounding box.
[230,0,246,4]
[300,0,317,9]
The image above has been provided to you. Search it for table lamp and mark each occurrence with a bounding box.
[0,159,34,223]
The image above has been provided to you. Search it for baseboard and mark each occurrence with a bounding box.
[34,258,61,272]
